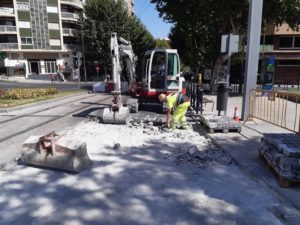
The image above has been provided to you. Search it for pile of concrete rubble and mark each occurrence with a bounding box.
[259,133,300,180]
[128,116,233,168]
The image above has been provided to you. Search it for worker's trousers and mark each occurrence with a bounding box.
[171,102,190,129]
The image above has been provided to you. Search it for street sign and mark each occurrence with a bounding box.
[76,51,82,58]
[76,51,82,67]
[221,34,239,54]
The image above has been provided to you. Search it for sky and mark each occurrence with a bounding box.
[134,0,172,39]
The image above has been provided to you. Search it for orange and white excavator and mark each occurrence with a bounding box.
[100,33,186,124]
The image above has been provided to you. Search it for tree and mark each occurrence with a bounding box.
[82,0,155,78]
[151,0,300,91]
[155,39,171,49]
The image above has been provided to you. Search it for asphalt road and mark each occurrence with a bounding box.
[0,80,93,91]
[0,93,112,168]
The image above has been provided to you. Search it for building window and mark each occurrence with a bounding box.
[18,21,31,29]
[45,61,57,73]
[47,6,58,13]
[277,60,300,66]
[279,37,293,48]
[279,36,300,49]
[21,37,32,45]
[294,37,300,48]
[30,0,50,49]
[50,39,61,46]
[48,23,59,30]
[17,2,30,11]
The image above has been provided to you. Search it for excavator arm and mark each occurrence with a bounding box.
[101,33,138,124]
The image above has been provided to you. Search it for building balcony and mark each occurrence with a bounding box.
[0,25,16,33]
[63,28,76,36]
[0,7,14,16]
[0,43,18,49]
[61,0,83,9]
[61,12,80,21]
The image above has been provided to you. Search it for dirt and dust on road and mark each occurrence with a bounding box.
[0,114,284,225]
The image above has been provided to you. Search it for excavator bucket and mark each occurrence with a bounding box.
[21,132,93,172]
[101,107,129,124]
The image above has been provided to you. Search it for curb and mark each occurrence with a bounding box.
[0,92,89,113]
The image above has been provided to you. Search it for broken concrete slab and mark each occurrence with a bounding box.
[21,132,93,173]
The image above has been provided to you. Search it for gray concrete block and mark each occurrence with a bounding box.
[21,134,93,173]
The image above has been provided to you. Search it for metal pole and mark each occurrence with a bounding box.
[78,70,80,91]
[224,33,232,116]
[241,0,263,120]
[81,14,87,83]
[226,33,232,88]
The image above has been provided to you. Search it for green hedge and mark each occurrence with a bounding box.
[1,88,58,99]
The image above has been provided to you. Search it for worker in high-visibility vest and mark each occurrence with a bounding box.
[159,92,192,129]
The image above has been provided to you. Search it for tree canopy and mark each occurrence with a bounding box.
[151,0,300,87]
[83,0,155,77]
[155,39,171,49]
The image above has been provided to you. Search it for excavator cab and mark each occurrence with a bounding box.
[141,49,184,99]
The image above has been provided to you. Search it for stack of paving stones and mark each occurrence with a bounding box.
[197,114,242,133]
[259,133,300,187]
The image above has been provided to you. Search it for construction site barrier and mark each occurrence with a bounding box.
[186,82,203,114]
[249,89,300,133]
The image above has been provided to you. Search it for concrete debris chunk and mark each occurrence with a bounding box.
[173,144,232,168]
[187,145,199,156]
[22,132,93,172]
[113,143,121,150]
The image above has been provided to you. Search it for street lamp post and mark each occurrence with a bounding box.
[241,0,263,120]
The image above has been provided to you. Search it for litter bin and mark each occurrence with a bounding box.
[216,82,228,115]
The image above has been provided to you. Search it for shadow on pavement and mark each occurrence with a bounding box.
[0,138,283,225]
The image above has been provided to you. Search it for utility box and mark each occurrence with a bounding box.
[217,82,228,115]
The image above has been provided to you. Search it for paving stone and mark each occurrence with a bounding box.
[260,134,300,180]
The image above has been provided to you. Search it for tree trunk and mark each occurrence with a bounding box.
[209,55,229,93]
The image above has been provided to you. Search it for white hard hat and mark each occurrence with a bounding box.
[158,93,166,102]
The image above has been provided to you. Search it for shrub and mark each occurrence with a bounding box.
[3,88,58,99]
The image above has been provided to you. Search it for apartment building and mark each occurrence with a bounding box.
[0,0,134,78]
[261,23,300,85]
[0,0,87,78]
[126,0,134,16]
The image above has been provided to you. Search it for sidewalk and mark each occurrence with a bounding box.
[0,75,48,83]
[201,111,300,221]
[0,75,85,84]
[198,93,300,221]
